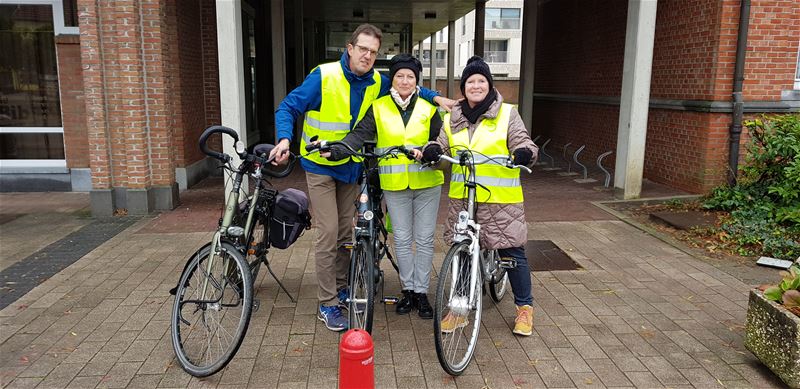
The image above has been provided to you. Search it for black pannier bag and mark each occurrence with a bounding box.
[269,188,311,249]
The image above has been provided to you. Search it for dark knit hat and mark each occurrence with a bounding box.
[460,55,493,94]
[389,54,422,84]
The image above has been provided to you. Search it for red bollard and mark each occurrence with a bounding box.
[339,329,374,389]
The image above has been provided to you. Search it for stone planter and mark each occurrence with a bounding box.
[745,289,800,388]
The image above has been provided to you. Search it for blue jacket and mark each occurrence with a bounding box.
[275,52,440,183]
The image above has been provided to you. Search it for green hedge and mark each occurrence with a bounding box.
[703,114,800,259]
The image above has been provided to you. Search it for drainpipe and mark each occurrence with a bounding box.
[728,0,750,186]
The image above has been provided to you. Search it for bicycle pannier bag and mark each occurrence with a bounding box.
[269,188,311,249]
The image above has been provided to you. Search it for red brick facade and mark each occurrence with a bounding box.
[55,35,89,169]
[534,0,800,193]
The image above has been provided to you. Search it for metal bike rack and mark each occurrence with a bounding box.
[572,145,597,183]
[539,139,560,170]
[597,151,614,187]
[557,143,578,176]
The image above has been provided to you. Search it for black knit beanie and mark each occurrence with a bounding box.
[389,54,422,84]
[460,56,493,94]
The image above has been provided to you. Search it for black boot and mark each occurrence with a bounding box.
[416,292,433,319]
[396,290,414,315]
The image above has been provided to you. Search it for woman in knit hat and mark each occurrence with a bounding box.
[322,53,443,319]
[423,55,539,336]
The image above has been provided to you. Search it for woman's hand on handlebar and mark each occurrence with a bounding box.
[407,148,423,162]
[269,138,291,165]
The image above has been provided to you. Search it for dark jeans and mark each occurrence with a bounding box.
[497,247,533,306]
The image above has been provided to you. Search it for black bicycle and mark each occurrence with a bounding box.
[170,126,300,377]
[305,138,416,333]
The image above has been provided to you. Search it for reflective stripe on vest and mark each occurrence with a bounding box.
[299,62,381,166]
[373,95,444,191]
[444,103,522,203]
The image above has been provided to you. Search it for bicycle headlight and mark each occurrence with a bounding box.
[227,226,244,237]
[363,210,374,221]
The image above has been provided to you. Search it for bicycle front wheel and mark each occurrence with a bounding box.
[348,239,375,333]
[434,241,483,376]
[171,241,253,377]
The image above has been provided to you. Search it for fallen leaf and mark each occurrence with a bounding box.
[585,378,593,385]
[20,356,29,363]
[70,332,77,336]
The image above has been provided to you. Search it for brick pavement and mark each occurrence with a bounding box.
[0,169,788,388]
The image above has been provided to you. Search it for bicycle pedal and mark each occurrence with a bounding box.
[382,296,399,304]
[499,258,517,269]
[252,299,261,312]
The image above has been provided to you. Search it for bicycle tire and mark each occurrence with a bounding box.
[348,239,375,333]
[434,241,483,376]
[171,241,253,377]
[484,250,508,303]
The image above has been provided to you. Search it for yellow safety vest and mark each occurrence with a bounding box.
[373,96,444,191]
[300,62,382,166]
[444,103,523,203]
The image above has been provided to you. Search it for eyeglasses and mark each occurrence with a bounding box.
[354,44,378,57]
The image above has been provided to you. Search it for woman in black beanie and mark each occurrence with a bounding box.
[322,53,444,319]
[424,55,539,336]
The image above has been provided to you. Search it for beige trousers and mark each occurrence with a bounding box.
[306,172,359,306]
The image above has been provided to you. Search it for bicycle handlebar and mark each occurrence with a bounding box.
[199,125,245,162]
[304,139,415,160]
[436,152,533,174]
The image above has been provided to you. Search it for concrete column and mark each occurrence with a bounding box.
[216,0,248,197]
[474,0,486,57]
[518,0,537,131]
[447,20,456,98]
[419,39,424,61]
[429,33,436,90]
[271,0,287,113]
[613,0,657,199]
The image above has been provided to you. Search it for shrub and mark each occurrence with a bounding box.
[760,264,800,317]
[704,114,800,259]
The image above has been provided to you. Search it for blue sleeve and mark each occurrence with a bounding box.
[274,68,323,142]
[418,86,440,105]
[378,73,440,105]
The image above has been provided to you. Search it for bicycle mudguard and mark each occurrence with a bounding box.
[169,242,213,296]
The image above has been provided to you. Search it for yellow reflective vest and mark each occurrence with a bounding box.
[444,103,523,203]
[373,96,444,191]
[300,62,382,166]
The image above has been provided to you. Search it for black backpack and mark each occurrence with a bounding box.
[268,188,311,249]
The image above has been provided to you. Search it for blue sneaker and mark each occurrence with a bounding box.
[318,305,348,331]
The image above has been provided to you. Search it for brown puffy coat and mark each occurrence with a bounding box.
[432,92,538,249]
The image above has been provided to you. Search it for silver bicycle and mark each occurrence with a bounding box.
[431,148,531,376]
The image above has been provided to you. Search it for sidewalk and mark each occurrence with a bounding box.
[0,167,786,388]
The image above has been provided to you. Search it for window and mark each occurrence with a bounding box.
[485,40,508,63]
[435,49,446,68]
[63,0,78,27]
[0,5,65,160]
[485,8,521,30]
[795,44,800,90]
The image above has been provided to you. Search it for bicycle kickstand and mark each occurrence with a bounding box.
[263,258,296,303]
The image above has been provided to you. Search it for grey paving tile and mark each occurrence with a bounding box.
[567,371,605,388]
[552,348,592,373]
[95,361,141,388]
[585,358,632,387]
[623,371,664,388]
[279,356,311,383]
[535,359,576,388]
[218,357,255,387]
[639,356,688,386]
[568,336,607,360]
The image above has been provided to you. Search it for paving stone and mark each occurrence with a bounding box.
[568,336,608,360]
[585,358,632,387]
[535,359,576,388]
[639,356,688,386]
[552,348,592,373]
[624,371,664,388]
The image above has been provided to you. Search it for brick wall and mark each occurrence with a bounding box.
[715,0,800,101]
[201,0,222,153]
[78,0,178,189]
[533,0,800,193]
[55,35,88,169]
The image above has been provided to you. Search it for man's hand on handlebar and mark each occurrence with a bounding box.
[269,138,291,165]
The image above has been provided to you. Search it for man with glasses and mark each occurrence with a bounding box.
[270,24,456,331]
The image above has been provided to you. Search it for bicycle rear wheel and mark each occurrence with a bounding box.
[484,250,508,302]
[171,241,253,377]
[348,239,375,333]
[434,241,482,376]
